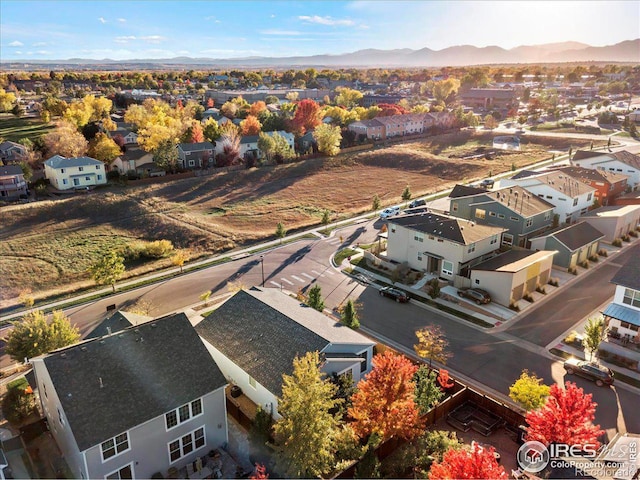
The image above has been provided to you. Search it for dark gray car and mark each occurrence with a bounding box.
[564,358,614,386]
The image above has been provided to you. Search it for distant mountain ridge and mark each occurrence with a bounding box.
[3,39,638,68]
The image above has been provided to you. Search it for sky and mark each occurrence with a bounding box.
[1,1,639,61]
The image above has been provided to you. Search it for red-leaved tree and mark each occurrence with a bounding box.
[429,443,508,480]
[376,103,408,117]
[250,463,268,480]
[190,122,205,143]
[348,351,423,441]
[437,369,454,390]
[525,381,603,449]
[290,99,321,136]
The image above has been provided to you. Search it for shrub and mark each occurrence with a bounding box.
[580,260,589,269]
[622,234,631,242]
[523,293,534,303]
[2,378,35,425]
[564,330,578,344]
[535,285,546,294]
[509,302,520,312]
[612,238,623,247]
[427,278,441,299]
[589,255,599,262]
[568,267,578,275]
[547,278,559,287]
[598,249,608,257]
[144,240,174,258]
[630,230,638,238]
[106,170,121,181]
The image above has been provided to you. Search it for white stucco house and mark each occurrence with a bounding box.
[572,150,640,189]
[385,212,506,280]
[195,287,375,419]
[31,313,229,480]
[501,170,596,225]
[43,155,107,190]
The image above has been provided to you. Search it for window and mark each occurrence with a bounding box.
[101,432,129,461]
[442,261,454,276]
[546,195,553,199]
[525,218,533,228]
[622,289,640,308]
[498,213,505,219]
[544,211,551,221]
[417,254,422,261]
[502,233,514,246]
[63,179,68,185]
[490,235,498,245]
[96,165,101,170]
[79,166,84,172]
[587,193,592,201]
[475,209,486,219]
[189,160,195,167]
[573,198,578,206]
[85,176,90,181]
[413,235,424,243]
[390,227,395,233]
[475,279,480,285]
[452,202,458,212]
[168,427,206,464]
[249,375,257,389]
[165,398,203,430]
[510,216,520,222]
[43,383,47,398]
[489,211,496,217]
[106,464,133,480]
[97,175,102,180]
[61,169,65,173]
[467,243,476,253]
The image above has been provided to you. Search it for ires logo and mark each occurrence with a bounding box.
[517,441,550,473]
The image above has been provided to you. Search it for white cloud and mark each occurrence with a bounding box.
[9,40,23,47]
[298,15,354,26]
[117,18,126,23]
[32,41,47,46]
[36,50,51,55]
[140,35,166,43]
[270,14,276,18]
[259,29,302,36]
[115,36,137,43]
[15,51,22,54]
[98,17,107,24]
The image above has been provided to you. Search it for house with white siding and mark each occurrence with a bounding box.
[43,155,107,190]
[572,150,640,189]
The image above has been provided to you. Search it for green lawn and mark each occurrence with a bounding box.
[0,114,54,142]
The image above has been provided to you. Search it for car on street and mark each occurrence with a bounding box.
[379,287,409,303]
[479,179,495,189]
[563,358,614,386]
[380,206,400,219]
[457,288,492,305]
[409,199,426,209]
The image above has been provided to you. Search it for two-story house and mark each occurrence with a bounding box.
[31,313,228,480]
[459,88,517,111]
[0,141,27,164]
[239,135,260,160]
[0,165,28,200]
[572,150,640,189]
[556,165,628,206]
[602,245,640,347]
[43,155,107,190]
[196,287,375,419]
[501,170,597,225]
[347,119,385,140]
[177,142,215,169]
[386,212,506,280]
[449,184,555,248]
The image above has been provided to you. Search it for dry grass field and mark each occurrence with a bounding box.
[0,131,601,303]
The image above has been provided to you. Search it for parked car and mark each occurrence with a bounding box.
[379,287,409,303]
[479,179,495,189]
[563,358,614,386]
[457,288,492,305]
[380,206,400,219]
[409,199,426,209]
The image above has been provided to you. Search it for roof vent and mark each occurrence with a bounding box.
[61,353,66,358]
[81,346,87,352]
[99,377,104,389]
[106,327,112,336]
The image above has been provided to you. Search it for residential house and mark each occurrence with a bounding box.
[30,313,229,480]
[556,165,628,206]
[0,165,28,200]
[297,130,316,153]
[0,141,27,164]
[43,155,107,190]
[205,88,331,105]
[602,245,640,347]
[469,249,557,307]
[239,135,260,160]
[85,311,153,339]
[529,221,604,268]
[201,108,221,121]
[111,148,153,175]
[572,150,640,189]
[501,170,597,225]
[386,212,506,280]
[459,88,518,111]
[264,130,295,150]
[177,142,215,169]
[628,109,640,123]
[195,287,375,419]
[347,119,385,141]
[580,205,640,242]
[449,184,555,248]
[360,94,405,107]
[612,189,640,206]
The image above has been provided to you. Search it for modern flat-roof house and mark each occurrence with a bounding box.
[177,142,215,169]
[580,205,640,242]
[469,249,557,307]
[501,170,596,225]
[602,245,640,347]
[449,184,555,248]
[556,165,628,206]
[195,287,375,419]
[43,155,107,190]
[0,165,28,200]
[529,221,604,268]
[572,150,640,189]
[31,313,228,480]
[386,212,506,280]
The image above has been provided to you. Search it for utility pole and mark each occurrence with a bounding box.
[260,255,265,287]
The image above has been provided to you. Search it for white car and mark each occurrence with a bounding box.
[380,207,400,219]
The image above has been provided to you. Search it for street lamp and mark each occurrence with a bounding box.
[260,255,265,287]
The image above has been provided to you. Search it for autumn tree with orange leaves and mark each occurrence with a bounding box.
[290,99,321,136]
[349,351,423,441]
[250,101,267,117]
[525,381,603,449]
[429,443,507,480]
[240,115,262,136]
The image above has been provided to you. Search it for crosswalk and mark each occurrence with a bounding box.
[268,267,336,289]
[325,238,342,246]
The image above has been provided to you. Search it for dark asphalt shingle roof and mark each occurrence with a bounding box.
[85,311,153,339]
[472,249,555,272]
[195,288,372,397]
[43,313,226,452]
[548,221,605,251]
[449,184,486,198]
[178,142,214,152]
[0,165,24,176]
[510,170,543,180]
[610,244,640,290]
[558,166,628,185]
[573,150,606,161]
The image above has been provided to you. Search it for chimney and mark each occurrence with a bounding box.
[107,327,112,336]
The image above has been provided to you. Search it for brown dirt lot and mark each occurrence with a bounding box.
[0,132,602,303]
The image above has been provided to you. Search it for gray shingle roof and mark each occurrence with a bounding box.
[610,244,640,290]
[0,165,24,176]
[85,311,153,339]
[548,221,605,251]
[389,212,505,245]
[485,186,555,217]
[178,142,214,152]
[449,184,486,198]
[572,150,606,161]
[471,249,555,272]
[195,288,372,397]
[43,313,226,452]
[240,135,260,144]
[611,151,640,170]
[44,156,102,169]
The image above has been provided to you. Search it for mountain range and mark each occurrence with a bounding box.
[3,39,639,68]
